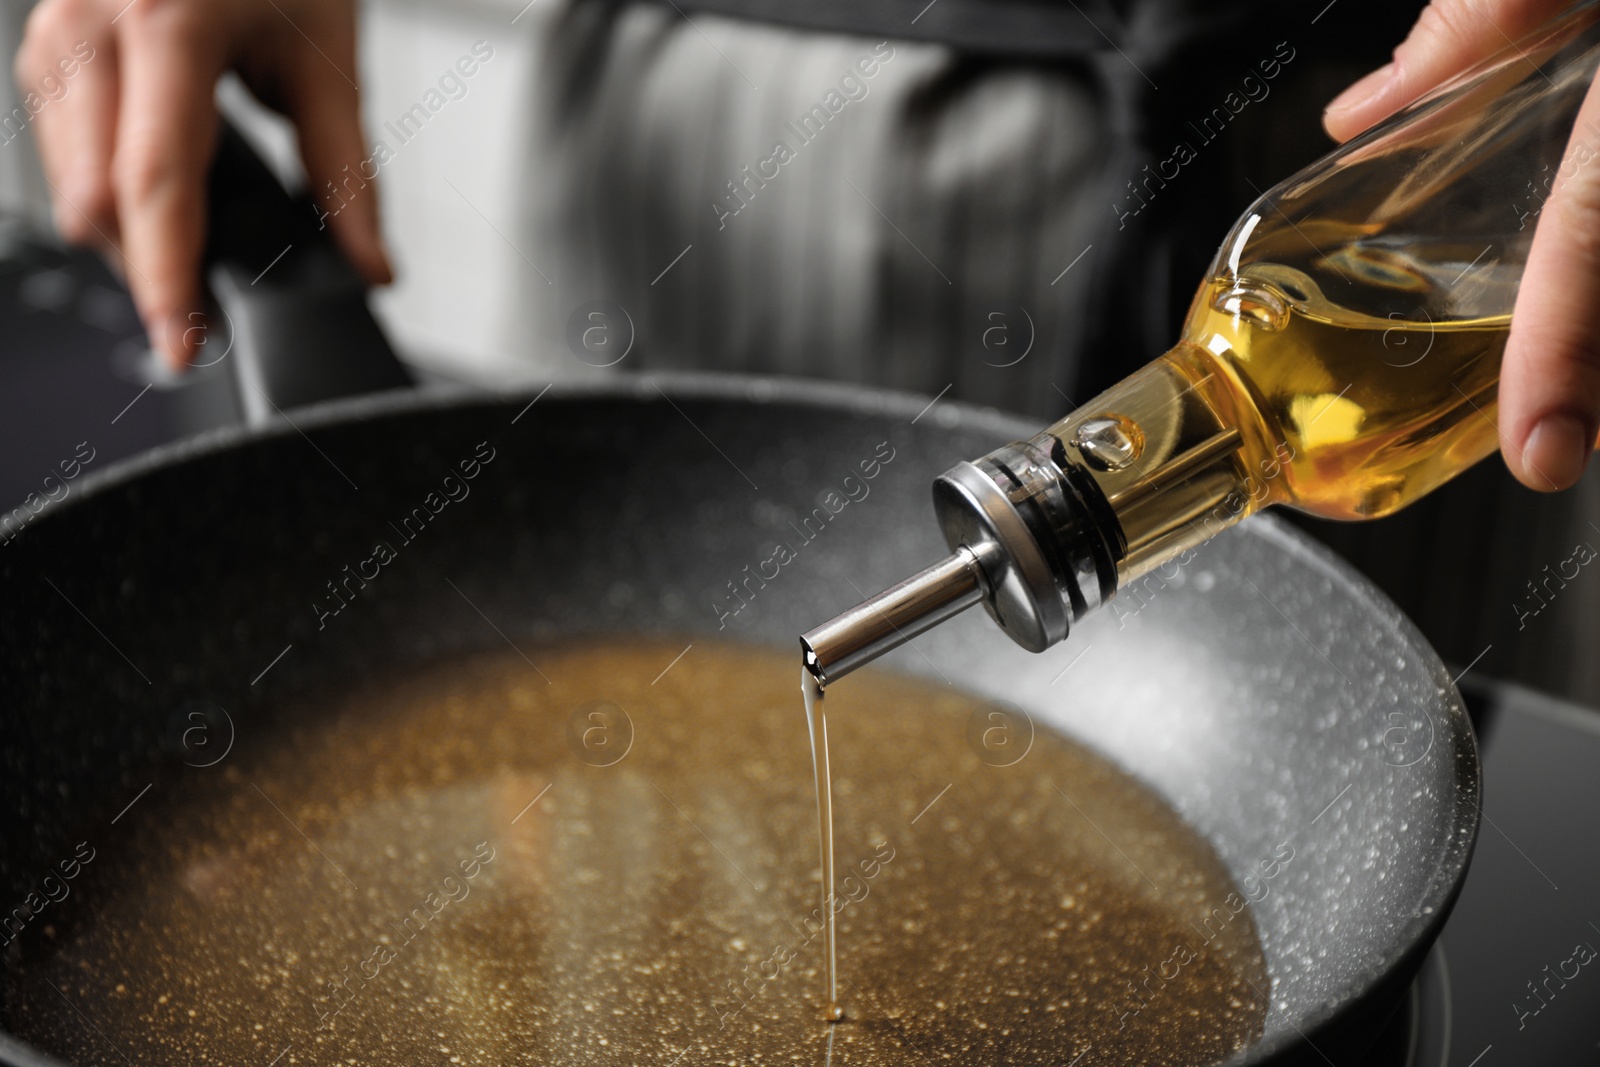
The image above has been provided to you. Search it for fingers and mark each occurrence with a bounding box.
[1323,0,1562,142]
[1324,0,1600,489]
[278,15,392,286]
[111,2,226,367]
[19,0,382,371]
[1499,82,1600,491]
[15,1,120,255]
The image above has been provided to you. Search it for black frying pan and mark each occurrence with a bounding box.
[0,128,1477,1067]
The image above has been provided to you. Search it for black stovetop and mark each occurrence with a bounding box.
[1361,678,1600,1067]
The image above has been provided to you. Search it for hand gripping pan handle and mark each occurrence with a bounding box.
[202,121,413,424]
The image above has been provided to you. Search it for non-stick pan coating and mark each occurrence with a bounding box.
[0,375,1478,1066]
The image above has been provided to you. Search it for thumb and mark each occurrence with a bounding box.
[1323,0,1563,143]
[1499,81,1600,491]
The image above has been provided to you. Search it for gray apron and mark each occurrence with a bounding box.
[505,0,1269,415]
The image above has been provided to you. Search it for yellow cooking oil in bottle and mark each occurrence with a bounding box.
[1051,237,1517,588]
[1038,3,1600,591]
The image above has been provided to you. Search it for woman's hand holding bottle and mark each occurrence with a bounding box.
[1327,0,1600,492]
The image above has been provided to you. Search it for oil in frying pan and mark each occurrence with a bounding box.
[5,640,1269,1066]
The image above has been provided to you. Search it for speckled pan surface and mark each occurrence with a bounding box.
[0,374,1478,1066]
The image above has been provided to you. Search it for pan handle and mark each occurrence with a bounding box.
[202,121,412,425]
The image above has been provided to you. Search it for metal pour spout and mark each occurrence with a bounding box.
[799,436,1124,687]
[800,547,991,687]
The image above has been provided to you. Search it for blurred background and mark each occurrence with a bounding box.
[0,0,1597,705]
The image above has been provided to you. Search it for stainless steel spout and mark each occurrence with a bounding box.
[800,547,990,686]
[798,433,1124,687]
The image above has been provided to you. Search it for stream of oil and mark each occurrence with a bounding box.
[801,669,842,1021]
[6,640,1269,1066]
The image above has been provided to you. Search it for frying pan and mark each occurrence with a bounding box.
[0,129,1478,1067]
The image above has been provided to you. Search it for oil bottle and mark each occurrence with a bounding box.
[801,0,1600,684]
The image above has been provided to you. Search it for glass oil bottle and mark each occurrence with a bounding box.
[802,0,1600,684]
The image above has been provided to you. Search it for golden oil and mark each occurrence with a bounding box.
[1050,243,1518,585]
[6,640,1268,1067]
